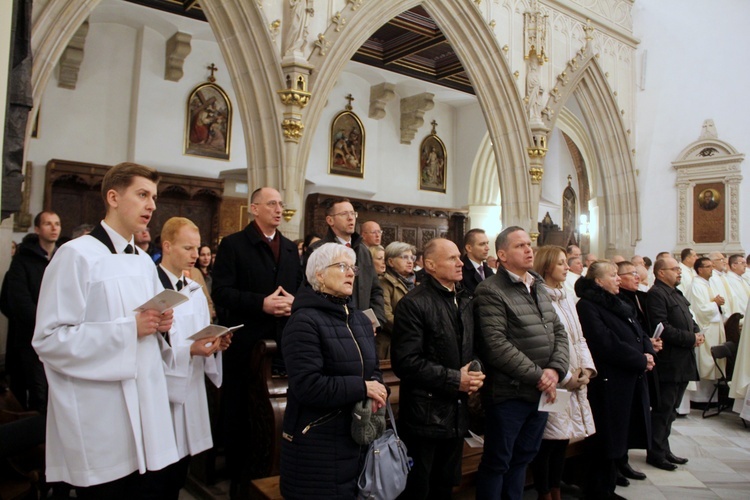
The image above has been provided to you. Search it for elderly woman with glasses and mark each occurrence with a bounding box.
[377,241,417,360]
[280,243,388,500]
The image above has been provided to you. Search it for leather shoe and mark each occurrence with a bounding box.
[666,452,688,465]
[615,473,629,487]
[619,462,647,480]
[647,457,678,471]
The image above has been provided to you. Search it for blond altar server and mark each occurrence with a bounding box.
[688,258,726,380]
[33,163,178,498]
[156,217,231,499]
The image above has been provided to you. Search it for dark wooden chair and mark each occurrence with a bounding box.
[725,312,743,344]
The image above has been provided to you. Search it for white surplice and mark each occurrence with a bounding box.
[161,269,222,459]
[730,301,750,417]
[688,276,726,380]
[563,271,580,303]
[710,270,736,320]
[725,271,750,319]
[33,232,178,487]
[677,262,695,297]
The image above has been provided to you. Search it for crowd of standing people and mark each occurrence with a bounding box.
[3,171,750,500]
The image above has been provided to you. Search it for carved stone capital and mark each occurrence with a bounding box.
[278,89,311,108]
[400,92,435,144]
[368,82,396,120]
[165,31,192,82]
[58,20,89,89]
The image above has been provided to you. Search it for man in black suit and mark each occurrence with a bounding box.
[646,256,703,471]
[460,228,493,294]
[212,187,302,495]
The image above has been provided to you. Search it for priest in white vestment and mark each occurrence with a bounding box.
[725,255,750,318]
[677,248,697,297]
[33,164,179,495]
[709,252,736,320]
[563,255,583,301]
[688,258,726,380]
[730,300,750,419]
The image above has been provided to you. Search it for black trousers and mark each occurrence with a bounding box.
[649,381,688,460]
[397,431,464,500]
[530,438,569,494]
[583,435,617,499]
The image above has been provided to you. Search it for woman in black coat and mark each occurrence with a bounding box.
[280,243,388,500]
[575,261,656,499]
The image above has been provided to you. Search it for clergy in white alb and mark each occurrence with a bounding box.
[677,248,697,297]
[725,255,750,317]
[709,252,736,320]
[687,258,726,380]
[730,300,750,419]
[32,164,178,489]
[563,256,583,301]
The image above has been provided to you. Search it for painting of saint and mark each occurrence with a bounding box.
[698,188,720,211]
[329,111,365,178]
[419,134,446,193]
[185,83,232,160]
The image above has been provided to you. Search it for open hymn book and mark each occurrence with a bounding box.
[188,324,244,341]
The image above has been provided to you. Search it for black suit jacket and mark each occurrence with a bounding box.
[211,222,303,359]
[460,254,493,294]
[646,279,700,383]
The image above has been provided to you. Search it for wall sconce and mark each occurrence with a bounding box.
[579,214,589,235]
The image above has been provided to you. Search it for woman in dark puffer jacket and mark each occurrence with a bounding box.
[575,261,656,500]
[280,243,388,500]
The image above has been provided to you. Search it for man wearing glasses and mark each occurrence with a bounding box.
[646,257,703,471]
[360,220,383,248]
[688,257,727,382]
[708,251,736,319]
[313,198,386,328]
[212,187,303,495]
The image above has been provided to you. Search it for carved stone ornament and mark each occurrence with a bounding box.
[529,166,544,184]
[281,118,305,142]
[165,31,192,82]
[58,20,89,89]
[369,82,396,120]
[400,93,435,144]
[672,119,745,255]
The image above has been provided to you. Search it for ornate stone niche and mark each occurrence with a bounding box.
[673,120,744,255]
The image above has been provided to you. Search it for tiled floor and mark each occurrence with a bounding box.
[181,409,750,499]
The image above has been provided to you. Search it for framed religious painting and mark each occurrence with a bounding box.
[184,82,232,160]
[419,133,447,193]
[329,110,365,178]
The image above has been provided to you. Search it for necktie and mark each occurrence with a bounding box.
[345,242,351,248]
[124,244,134,254]
[478,265,485,280]
[176,279,185,291]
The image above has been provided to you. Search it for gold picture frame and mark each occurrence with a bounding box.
[184,82,232,160]
[419,133,447,193]
[329,110,365,178]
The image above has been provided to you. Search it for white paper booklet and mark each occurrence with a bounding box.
[538,388,571,413]
[134,289,189,313]
[188,324,244,341]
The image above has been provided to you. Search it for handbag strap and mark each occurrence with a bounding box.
[385,399,400,440]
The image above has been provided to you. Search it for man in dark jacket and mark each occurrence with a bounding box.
[313,198,386,326]
[211,187,303,494]
[473,226,569,500]
[0,211,60,411]
[646,256,703,471]
[392,238,485,500]
[460,228,494,294]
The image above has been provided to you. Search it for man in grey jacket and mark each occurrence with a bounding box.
[473,226,569,500]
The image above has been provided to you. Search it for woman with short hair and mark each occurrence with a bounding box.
[369,244,386,276]
[280,243,387,500]
[378,241,417,359]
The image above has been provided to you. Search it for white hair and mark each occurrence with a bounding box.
[306,242,357,291]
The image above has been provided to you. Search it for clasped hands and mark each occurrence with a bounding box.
[563,367,593,391]
[365,380,389,413]
[459,362,486,395]
[263,286,295,317]
[537,368,559,403]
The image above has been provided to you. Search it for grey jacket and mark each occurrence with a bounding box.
[474,267,569,404]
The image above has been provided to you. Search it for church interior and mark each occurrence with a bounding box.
[1,0,749,498]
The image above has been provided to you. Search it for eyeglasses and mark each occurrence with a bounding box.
[332,211,358,219]
[399,254,417,262]
[327,262,359,275]
[618,271,639,277]
[365,230,383,235]
[665,267,681,272]
[253,200,285,209]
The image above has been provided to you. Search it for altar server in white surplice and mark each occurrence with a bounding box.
[156,217,231,499]
[688,257,726,380]
[725,254,750,317]
[33,163,178,499]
